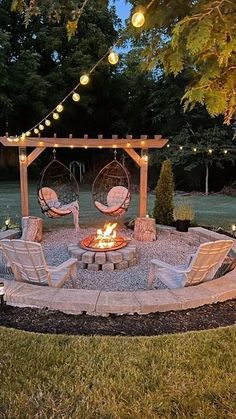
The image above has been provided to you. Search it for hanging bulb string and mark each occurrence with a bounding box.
[20,38,123,137]
[146,0,156,10]
[16,2,154,139]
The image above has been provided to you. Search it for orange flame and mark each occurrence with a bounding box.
[95,222,118,249]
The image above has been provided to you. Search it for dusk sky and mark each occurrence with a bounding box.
[113,0,131,21]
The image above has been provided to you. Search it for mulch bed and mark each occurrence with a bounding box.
[0,300,236,336]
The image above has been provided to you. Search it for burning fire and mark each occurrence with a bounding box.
[95,222,118,249]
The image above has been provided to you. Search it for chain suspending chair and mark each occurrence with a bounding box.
[92,151,131,217]
[38,150,80,230]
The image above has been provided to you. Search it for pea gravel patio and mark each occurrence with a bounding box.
[42,226,204,291]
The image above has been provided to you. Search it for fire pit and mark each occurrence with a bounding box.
[68,223,138,271]
[80,223,128,251]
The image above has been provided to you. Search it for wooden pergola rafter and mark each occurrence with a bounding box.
[0,135,168,218]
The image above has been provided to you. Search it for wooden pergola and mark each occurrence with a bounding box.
[0,135,168,218]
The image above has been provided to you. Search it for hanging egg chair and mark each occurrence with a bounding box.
[92,159,131,217]
[37,154,80,230]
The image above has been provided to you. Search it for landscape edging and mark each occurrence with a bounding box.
[2,269,236,316]
[1,227,236,316]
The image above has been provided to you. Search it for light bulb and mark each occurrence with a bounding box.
[39,124,44,131]
[131,12,145,28]
[21,133,26,140]
[208,148,213,154]
[167,144,170,148]
[80,74,90,85]
[179,146,183,150]
[45,119,51,126]
[26,131,31,137]
[232,224,236,232]
[53,112,59,120]
[34,128,39,134]
[56,104,64,113]
[108,51,119,65]
[224,149,228,154]
[72,92,80,102]
[193,147,197,152]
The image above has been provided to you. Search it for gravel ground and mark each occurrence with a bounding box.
[40,226,202,291]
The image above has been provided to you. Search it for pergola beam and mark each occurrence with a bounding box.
[27,147,46,167]
[123,148,142,167]
[1,135,168,219]
[0,136,168,149]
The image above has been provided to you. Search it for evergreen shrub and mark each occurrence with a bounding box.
[153,159,175,225]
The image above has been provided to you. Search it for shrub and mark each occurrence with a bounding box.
[153,159,174,225]
[173,201,195,221]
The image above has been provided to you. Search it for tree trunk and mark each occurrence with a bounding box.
[134,217,157,241]
[205,162,209,195]
[21,216,43,242]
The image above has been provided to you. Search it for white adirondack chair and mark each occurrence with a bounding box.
[1,239,78,288]
[147,239,234,289]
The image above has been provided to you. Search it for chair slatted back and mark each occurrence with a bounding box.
[186,240,234,286]
[1,239,51,285]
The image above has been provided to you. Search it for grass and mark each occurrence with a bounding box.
[0,326,236,418]
[0,180,235,231]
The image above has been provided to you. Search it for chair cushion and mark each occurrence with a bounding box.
[107,186,129,207]
[95,201,126,216]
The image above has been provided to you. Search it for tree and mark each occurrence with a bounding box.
[151,124,236,194]
[127,0,236,124]
[153,159,175,225]
[0,0,118,135]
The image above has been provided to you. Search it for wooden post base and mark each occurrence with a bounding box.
[21,216,43,242]
[134,217,157,242]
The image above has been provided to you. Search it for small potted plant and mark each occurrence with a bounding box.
[173,202,195,232]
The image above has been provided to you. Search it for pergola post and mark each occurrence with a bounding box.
[139,159,148,217]
[19,147,29,216]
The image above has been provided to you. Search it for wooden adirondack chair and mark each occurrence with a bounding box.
[147,240,234,289]
[1,239,78,288]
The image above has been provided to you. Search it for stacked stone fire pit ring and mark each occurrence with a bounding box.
[68,242,138,272]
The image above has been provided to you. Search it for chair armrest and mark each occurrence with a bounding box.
[48,258,77,272]
[150,258,190,274]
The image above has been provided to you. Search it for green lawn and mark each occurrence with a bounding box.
[0,180,235,230]
[0,326,236,418]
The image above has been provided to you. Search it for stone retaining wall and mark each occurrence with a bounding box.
[1,227,236,316]
[2,269,236,315]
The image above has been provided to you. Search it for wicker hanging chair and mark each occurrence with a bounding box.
[92,159,131,217]
[37,155,80,229]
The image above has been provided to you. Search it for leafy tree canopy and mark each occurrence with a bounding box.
[127,0,236,125]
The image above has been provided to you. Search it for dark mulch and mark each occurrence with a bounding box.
[0,300,236,336]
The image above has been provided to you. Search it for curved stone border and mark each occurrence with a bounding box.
[2,269,236,316]
[1,227,236,316]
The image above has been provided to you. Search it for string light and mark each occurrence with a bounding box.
[72,92,80,102]
[34,128,39,134]
[39,124,44,131]
[166,144,170,148]
[26,131,31,136]
[14,0,158,138]
[193,147,197,152]
[131,11,145,28]
[208,148,213,154]
[108,51,119,65]
[80,74,90,85]
[224,149,228,154]
[56,104,64,113]
[179,146,183,150]
[53,112,59,120]
[45,119,51,126]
